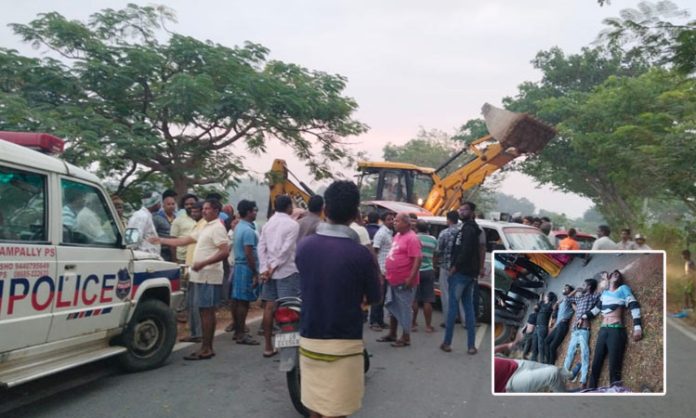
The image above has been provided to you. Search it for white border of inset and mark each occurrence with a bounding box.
[490,250,667,396]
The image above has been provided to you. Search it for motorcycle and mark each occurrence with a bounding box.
[274,296,370,417]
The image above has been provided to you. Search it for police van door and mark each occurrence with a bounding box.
[48,178,131,342]
[0,165,56,352]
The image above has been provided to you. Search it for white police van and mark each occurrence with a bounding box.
[0,132,182,388]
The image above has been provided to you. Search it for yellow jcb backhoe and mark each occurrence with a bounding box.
[356,103,556,215]
[267,104,555,216]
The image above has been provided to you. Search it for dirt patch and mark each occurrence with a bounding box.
[556,253,664,392]
[176,301,264,338]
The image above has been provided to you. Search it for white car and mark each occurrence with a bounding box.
[417,216,554,323]
[0,132,183,389]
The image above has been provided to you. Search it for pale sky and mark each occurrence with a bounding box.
[2,1,691,218]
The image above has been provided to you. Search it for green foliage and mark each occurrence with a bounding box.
[645,222,687,254]
[598,1,695,74]
[453,119,488,144]
[1,4,366,195]
[582,207,607,225]
[502,37,695,229]
[493,193,536,215]
[382,128,460,175]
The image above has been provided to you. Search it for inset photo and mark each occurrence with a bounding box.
[492,251,665,395]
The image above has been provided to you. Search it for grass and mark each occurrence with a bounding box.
[666,260,696,327]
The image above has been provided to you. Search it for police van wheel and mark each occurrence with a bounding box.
[118,299,176,371]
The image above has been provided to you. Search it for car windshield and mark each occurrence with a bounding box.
[503,227,554,250]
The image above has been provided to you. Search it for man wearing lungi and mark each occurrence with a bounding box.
[378,212,422,347]
[296,180,381,418]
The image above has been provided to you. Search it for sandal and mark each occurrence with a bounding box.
[391,340,410,348]
[227,323,251,333]
[369,324,383,332]
[376,335,397,343]
[263,350,279,358]
[179,336,202,343]
[236,335,260,345]
[183,352,214,361]
[424,326,435,333]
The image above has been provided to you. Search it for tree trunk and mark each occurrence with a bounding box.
[587,176,641,235]
[170,173,190,199]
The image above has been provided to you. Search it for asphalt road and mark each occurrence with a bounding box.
[3,313,695,418]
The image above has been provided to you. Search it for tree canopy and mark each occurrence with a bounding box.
[491,1,696,231]
[1,4,366,196]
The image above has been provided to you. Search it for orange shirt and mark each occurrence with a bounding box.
[558,237,580,251]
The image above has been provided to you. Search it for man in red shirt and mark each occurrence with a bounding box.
[378,212,422,347]
[494,337,569,393]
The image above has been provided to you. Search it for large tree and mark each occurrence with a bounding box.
[599,0,696,74]
[1,4,366,195]
[505,46,694,228]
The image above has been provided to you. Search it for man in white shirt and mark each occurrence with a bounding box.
[633,234,652,250]
[258,195,301,357]
[127,191,162,255]
[591,225,618,250]
[153,199,230,360]
[75,194,110,243]
[617,228,637,251]
[369,212,395,330]
[350,213,372,247]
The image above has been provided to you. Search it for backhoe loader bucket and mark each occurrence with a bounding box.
[481,103,556,154]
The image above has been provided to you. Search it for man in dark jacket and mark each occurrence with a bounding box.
[440,201,481,355]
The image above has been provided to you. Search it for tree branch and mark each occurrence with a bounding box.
[116,160,139,193]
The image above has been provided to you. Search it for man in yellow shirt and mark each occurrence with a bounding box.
[153,199,230,360]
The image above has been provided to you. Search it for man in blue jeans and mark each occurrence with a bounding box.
[562,278,600,388]
[544,284,575,364]
[440,201,481,355]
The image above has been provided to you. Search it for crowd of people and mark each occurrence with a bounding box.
[495,270,644,393]
[506,212,653,252]
[108,185,671,403]
[112,182,485,417]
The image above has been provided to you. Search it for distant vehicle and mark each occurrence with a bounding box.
[549,230,596,250]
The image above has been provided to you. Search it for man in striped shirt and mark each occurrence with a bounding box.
[586,270,642,388]
[413,220,438,332]
[562,278,600,388]
[435,211,463,327]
